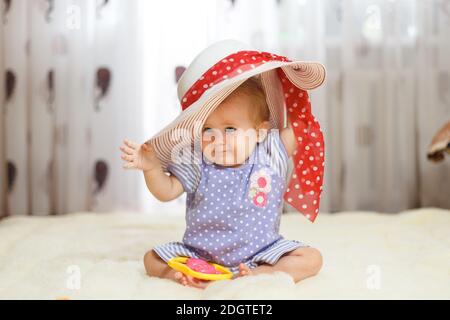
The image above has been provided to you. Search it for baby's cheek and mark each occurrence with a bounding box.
[202,142,215,161]
[234,135,252,154]
[231,133,244,148]
[233,144,247,162]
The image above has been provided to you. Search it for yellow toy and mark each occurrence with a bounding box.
[168,257,233,281]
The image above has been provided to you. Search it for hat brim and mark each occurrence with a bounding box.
[146,60,326,171]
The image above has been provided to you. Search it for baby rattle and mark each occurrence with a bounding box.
[167,257,233,281]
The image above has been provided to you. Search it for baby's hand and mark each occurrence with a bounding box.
[120,139,161,172]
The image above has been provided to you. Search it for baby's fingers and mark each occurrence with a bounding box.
[121,154,134,162]
[123,139,138,149]
[120,145,134,155]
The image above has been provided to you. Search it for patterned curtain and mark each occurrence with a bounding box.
[0,0,143,217]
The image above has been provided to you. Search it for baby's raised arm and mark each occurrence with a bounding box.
[120,139,184,202]
[280,118,299,158]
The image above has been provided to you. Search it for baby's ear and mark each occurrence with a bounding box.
[256,121,271,143]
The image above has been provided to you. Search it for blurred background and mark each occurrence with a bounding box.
[0,0,449,218]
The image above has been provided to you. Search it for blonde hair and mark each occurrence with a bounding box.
[229,75,270,125]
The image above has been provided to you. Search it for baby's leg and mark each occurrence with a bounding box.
[237,247,323,283]
[143,250,210,289]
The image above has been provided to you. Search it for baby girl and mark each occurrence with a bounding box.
[120,76,322,289]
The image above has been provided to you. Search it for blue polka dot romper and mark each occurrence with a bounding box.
[153,129,308,275]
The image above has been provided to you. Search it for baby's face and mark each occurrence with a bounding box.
[201,93,269,167]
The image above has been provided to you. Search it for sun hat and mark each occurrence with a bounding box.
[146,39,326,222]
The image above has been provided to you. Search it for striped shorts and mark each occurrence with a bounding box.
[153,238,309,276]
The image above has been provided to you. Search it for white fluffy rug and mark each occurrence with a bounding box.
[0,208,449,300]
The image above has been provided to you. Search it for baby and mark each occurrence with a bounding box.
[120,76,322,288]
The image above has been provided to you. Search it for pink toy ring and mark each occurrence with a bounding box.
[167,257,233,281]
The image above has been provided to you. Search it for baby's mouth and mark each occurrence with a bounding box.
[215,148,231,155]
[213,150,233,163]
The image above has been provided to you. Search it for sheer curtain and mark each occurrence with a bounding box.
[138,0,450,214]
[1,0,449,217]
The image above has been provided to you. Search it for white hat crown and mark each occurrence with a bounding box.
[177,39,256,102]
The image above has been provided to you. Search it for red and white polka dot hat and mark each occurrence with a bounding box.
[147,39,326,222]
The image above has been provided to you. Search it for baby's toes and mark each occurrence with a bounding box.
[186,276,210,289]
[174,272,188,286]
[237,263,252,277]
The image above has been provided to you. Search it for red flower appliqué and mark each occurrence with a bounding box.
[248,169,272,208]
[253,192,267,208]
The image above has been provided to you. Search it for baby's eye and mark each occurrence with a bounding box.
[203,127,213,133]
[224,127,237,134]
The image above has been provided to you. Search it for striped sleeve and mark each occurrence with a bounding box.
[166,153,202,194]
[260,129,289,178]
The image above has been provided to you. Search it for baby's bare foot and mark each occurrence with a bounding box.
[236,263,253,278]
[174,272,210,289]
